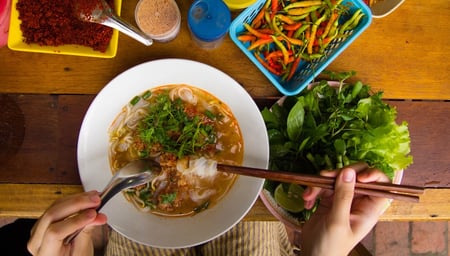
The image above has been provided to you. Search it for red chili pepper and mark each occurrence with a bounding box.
[265,50,284,60]
[271,0,278,19]
[286,29,293,38]
[283,23,303,31]
[254,53,282,75]
[316,27,324,37]
[287,54,302,81]
[258,28,275,34]
[268,58,282,71]
[238,34,256,42]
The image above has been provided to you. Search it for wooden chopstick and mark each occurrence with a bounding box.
[217,164,424,203]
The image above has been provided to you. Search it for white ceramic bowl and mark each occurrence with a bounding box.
[77,59,269,248]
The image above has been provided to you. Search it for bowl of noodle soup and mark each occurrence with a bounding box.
[77,59,269,248]
[109,84,244,217]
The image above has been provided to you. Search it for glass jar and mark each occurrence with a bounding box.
[135,0,181,42]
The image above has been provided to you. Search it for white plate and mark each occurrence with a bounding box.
[77,58,269,248]
[370,0,405,18]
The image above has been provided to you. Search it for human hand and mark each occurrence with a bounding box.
[300,163,391,256]
[27,190,108,256]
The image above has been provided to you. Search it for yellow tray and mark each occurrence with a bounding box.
[7,0,122,58]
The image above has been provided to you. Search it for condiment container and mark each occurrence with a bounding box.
[135,0,181,42]
[0,0,11,47]
[188,0,231,49]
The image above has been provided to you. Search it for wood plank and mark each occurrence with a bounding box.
[381,189,450,221]
[0,94,94,184]
[0,184,448,221]
[327,0,450,100]
[389,101,450,188]
[247,189,450,222]
[1,95,448,188]
[0,184,84,218]
[0,0,448,100]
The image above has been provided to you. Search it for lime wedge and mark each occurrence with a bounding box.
[274,183,305,213]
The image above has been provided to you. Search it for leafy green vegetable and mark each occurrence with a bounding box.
[161,193,177,204]
[138,92,217,158]
[262,71,413,217]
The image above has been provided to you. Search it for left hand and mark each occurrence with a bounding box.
[27,190,107,256]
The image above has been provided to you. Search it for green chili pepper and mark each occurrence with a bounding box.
[346,12,365,31]
[271,35,290,64]
[307,14,326,54]
[283,1,323,10]
[287,13,310,21]
[287,5,321,16]
[294,23,310,38]
[339,9,362,34]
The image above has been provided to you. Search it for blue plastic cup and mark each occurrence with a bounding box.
[188,0,231,49]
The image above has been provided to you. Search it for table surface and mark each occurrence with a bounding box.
[0,0,449,221]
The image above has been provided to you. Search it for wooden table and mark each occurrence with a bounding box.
[0,0,449,222]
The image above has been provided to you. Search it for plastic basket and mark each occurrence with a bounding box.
[229,0,372,96]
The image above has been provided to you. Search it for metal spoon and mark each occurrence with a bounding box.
[63,159,161,244]
[75,0,153,46]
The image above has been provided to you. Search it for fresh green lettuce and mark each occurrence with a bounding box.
[261,71,413,217]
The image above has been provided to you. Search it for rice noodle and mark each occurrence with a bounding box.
[169,86,197,105]
[108,84,243,216]
[177,157,218,179]
[189,189,216,204]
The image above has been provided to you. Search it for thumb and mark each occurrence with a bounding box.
[329,168,356,225]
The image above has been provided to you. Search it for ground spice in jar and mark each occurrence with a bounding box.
[135,0,181,42]
[16,0,115,52]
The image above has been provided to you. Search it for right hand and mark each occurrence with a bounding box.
[27,190,107,256]
[300,163,391,256]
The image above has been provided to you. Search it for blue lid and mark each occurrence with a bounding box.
[188,0,231,42]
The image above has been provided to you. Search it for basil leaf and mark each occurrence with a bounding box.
[287,100,304,141]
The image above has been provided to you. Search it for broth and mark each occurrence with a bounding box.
[108,84,243,216]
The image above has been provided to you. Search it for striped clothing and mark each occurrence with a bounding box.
[105,221,295,255]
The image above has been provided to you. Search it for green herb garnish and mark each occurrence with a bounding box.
[130,95,141,106]
[138,91,217,158]
[161,192,177,204]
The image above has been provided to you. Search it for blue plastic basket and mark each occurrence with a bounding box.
[229,0,372,96]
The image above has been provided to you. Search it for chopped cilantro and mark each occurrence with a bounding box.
[138,92,217,158]
[161,192,177,204]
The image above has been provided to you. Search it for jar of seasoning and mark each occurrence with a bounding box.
[135,0,181,42]
[0,0,11,47]
[188,0,231,49]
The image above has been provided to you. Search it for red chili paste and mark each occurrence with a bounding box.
[16,0,115,52]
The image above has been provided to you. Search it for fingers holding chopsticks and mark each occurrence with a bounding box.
[302,162,390,210]
[301,164,393,256]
